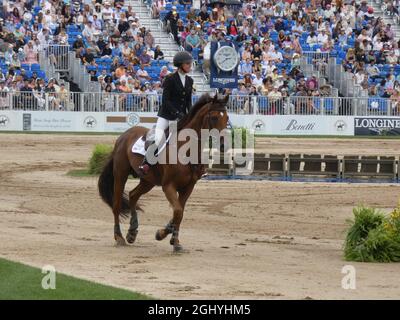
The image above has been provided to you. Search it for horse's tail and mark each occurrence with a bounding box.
[98,154,131,218]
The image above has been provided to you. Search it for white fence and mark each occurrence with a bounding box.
[0,92,399,117]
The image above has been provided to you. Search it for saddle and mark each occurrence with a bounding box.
[141,126,170,152]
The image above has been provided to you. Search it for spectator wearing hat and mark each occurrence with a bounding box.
[185,29,200,52]
[168,10,180,43]
[210,8,219,23]
[101,2,114,25]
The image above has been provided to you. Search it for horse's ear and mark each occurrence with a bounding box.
[213,93,219,103]
[222,94,230,104]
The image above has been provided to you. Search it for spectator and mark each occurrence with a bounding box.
[136,64,151,84]
[154,45,164,60]
[185,29,200,52]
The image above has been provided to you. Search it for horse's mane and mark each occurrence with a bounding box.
[177,93,213,130]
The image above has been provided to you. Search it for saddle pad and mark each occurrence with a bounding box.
[131,133,172,157]
[132,136,146,156]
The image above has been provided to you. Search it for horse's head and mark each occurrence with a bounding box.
[201,94,230,131]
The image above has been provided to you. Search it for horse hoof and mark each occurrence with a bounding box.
[126,230,138,244]
[115,235,127,246]
[155,229,167,241]
[173,244,189,254]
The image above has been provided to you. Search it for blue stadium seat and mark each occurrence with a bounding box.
[257,96,269,114]
[323,98,335,113]
[37,70,46,79]
[368,97,388,113]
[30,64,41,71]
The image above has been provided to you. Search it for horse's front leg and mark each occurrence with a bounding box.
[156,183,194,253]
[169,183,196,251]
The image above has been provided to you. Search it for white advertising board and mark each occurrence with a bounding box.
[0,111,354,136]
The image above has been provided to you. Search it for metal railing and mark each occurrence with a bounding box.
[38,47,70,91]
[302,51,330,78]
[1,92,399,116]
[69,52,91,92]
[42,45,70,72]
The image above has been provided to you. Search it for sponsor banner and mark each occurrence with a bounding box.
[0,111,23,131]
[80,113,105,132]
[210,41,239,89]
[268,115,353,136]
[29,112,77,131]
[230,115,353,136]
[354,117,400,136]
[0,111,157,132]
[104,112,157,132]
[0,112,354,136]
[16,112,105,132]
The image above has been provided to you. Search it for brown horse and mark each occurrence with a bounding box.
[98,93,229,252]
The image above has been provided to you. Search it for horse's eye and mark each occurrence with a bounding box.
[211,116,219,122]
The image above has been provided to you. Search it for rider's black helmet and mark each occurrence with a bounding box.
[173,51,193,68]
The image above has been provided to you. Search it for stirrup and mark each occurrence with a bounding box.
[139,156,151,174]
[139,162,150,175]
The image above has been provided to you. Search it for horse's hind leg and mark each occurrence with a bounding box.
[126,179,154,244]
[113,171,129,246]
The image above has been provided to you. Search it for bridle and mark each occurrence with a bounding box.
[206,105,229,130]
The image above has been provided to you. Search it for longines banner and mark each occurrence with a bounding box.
[354,117,400,136]
[210,41,239,89]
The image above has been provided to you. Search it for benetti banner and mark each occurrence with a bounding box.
[354,117,400,136]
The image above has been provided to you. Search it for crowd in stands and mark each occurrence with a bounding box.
[0,0,74,110]
[156,0,400,113]
[0,0,174,111]
[159,0,356,104]
[1,0,400,114]
[346,1,400,111]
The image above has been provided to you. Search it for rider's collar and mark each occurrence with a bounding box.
[178,70,187,76]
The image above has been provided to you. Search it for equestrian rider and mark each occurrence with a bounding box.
[139,51,194,174]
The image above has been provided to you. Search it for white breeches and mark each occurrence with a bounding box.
[154,117,170,146]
